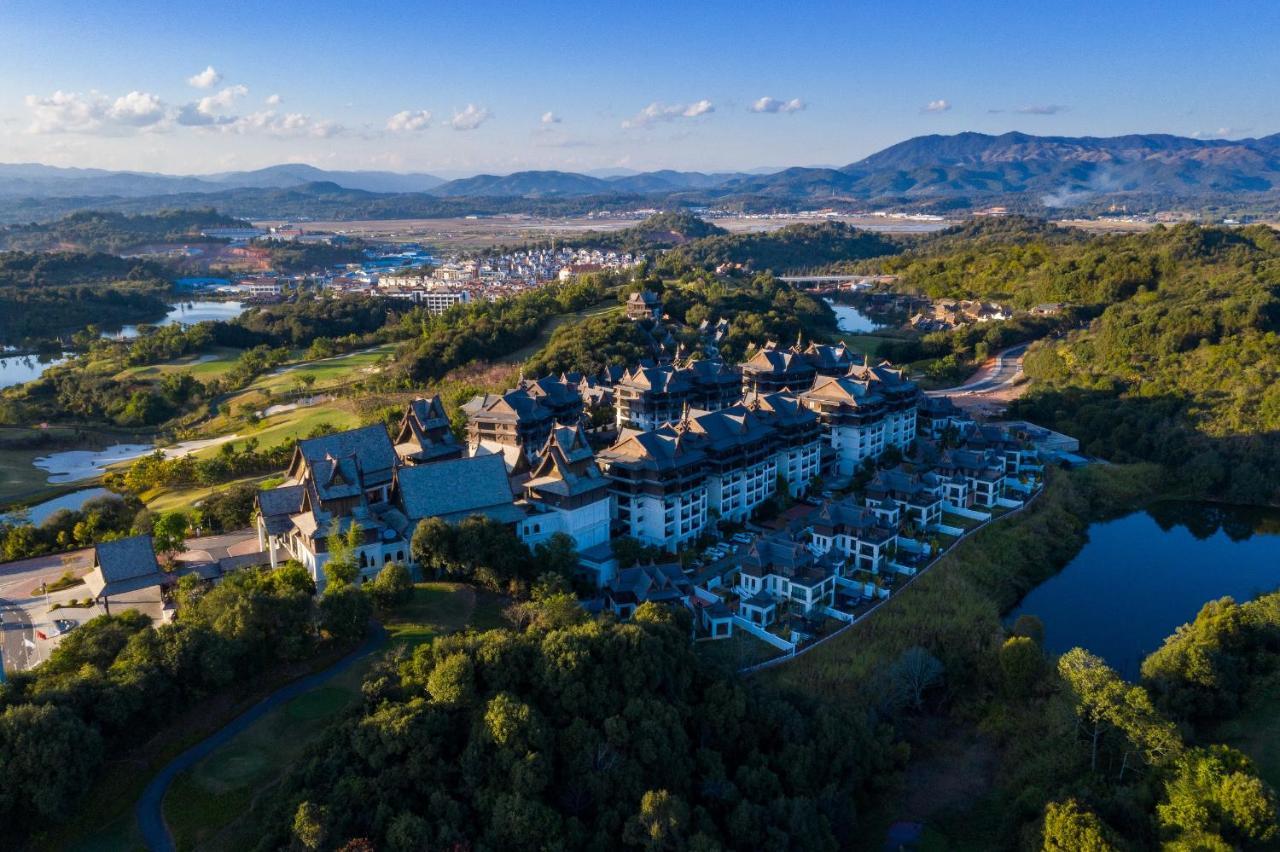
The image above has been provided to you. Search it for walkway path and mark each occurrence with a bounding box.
[135,625,387,852]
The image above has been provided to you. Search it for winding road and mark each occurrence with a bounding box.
[925,343,1029,398]
[135,625,387,852]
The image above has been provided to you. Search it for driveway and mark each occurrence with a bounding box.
[136,626,387,852]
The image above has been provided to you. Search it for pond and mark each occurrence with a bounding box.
[824,298,885,334]
[1,487,111,527]
[33,435,239,484]
[102,300,247,339]
[0,352,71,389]
[1009,502,1280,677]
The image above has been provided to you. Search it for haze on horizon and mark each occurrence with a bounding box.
[1,0,1277,177]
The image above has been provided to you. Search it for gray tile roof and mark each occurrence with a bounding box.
[396,453,522,524]
[95,534,160,582]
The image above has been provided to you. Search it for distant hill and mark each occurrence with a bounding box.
[0,163,446,199]
[5,131,1280,220]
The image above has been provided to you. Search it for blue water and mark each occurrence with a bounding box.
[102,300,246,339]
[1009,503,1280,677]
[824,298,884,334]
[1,487,111,527]
[0,352,71,389]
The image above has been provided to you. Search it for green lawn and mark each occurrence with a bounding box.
[160,582,501,850]
[113,348,243,382]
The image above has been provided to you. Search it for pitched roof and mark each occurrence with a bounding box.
[294,424,397,488]
[86,534,164,598]
[396,454,525,524]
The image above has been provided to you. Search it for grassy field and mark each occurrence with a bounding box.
[160,582,503,851]
[114,348,243,382]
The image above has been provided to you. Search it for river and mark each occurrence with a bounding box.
[1008,502,1280,677]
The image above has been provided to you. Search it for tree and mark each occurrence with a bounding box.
[1058,647,1183,776]
[318,585,371,644]
[293,801,329,850]
[1157,745,1279,848]
[887,645,944,710]
[323,523,363,590]
[533,532,579,584]
[0,704,103,824]
[1041,799,1118,851]
[999,635,1043,697]
[370,561,413,607]
[624,789,689,851]
[410,517,456,578]
[151,510,190,564]
[1012,613,1045,646]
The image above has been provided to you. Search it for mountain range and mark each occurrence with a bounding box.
[5,131,1280,218]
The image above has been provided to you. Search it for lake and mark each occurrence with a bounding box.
[1,487,111,527]
[102,300,247,339]
[1009,502,1280,677]
[0,352,71,389]
[825,298,885,334]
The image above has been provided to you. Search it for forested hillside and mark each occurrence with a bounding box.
[875,221,1280,504]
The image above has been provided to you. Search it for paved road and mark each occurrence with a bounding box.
[0,528,257,676]
[0,595,35,673]
[926,343,1029,397]
[136,625,387,852]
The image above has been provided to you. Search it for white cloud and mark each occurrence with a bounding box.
[450,104,491,131]
[1191,126,1248,139]
[187,66,223,89]
[223,110,341,137]
[622,99,715,128]
[25,89,167,133]
[197,84,248,115]
[265,94,282,107]
[541,111,561,125]
[750,96,806,114]
[386,109,432,132]
[24,91,107,133]
[921,99,951,113]
[108,91,167,126]
[1014,104,1068,115]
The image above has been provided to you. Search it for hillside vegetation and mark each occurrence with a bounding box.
[0,209,247,252]
[878,221,1280,504]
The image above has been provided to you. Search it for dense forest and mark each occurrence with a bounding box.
[662,221,901,273]
[0,250,175,345]
[250,600,899,850]
[870,221,1280,504]
[0,209,247,252]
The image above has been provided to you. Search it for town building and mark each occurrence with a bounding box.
[739,343,817,395]
[735,531,842,622]
[517,425,612,552]
[807,499,900,572]
[394,396,464,465]
[596,425,710,549]
[625,289,662,321]
[462,386,559,463]
[255,425,404,590]
[613,361,740,430]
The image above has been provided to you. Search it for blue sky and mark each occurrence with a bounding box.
[1,0,1277,176]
